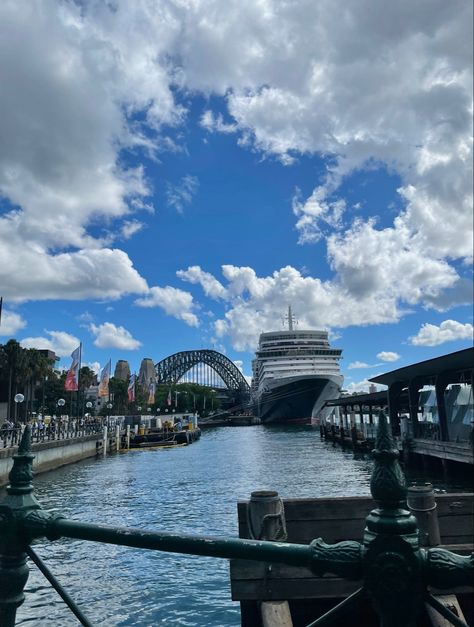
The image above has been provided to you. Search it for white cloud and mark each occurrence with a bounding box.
[166,175,199,213]
[89,322,141,351]
[0,0,471,325]
[0,309,27,337]
[409,320,473,347]
[377,351,401,362]
[20,330,80,358]
[121,220,145,240]
[135,286,199,327]
[87,362,101,375]
[348,361,379,370]
[0,247,148,302]
[181,263,462,352]
[345,379,379,394]
[177,266,228,300]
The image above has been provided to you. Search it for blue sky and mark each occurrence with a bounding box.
[0,1,472,391]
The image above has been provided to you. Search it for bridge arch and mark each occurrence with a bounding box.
[155,350,250,391]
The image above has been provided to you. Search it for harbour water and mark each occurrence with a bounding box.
[13,425,472,626]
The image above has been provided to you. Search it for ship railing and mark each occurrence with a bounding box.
[0,412,472,627]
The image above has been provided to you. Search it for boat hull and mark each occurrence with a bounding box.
[255,375,342,425]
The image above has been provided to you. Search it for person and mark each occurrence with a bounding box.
[175,418,183,431]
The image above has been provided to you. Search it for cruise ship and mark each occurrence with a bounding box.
[251,308,343,424]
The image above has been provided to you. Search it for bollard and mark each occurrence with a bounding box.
[247,491,287,543]
[247,491,291,627]
[103,426,108,457]
[407,484,441,547]
[126,424,130,449]
[115,425,120,452]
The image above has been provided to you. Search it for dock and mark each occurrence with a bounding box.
[230,491,474,626]
[321,347,474,468]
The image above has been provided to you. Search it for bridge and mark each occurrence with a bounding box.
[154,349,251,407]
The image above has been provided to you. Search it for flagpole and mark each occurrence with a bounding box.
[77,343,82,420]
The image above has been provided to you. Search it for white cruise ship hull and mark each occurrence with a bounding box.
[255,374,343,425]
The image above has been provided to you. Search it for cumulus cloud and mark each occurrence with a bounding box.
[20,330,80,357]
[178,263,466,351]
[377,351,401,362]
[409,320,473,347]
[0,309,27,337]
[135,286,199,327]
[177,266,228,299]
[0,0,472,329]
[89,322,142,350]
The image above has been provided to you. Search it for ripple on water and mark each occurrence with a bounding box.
[14,425,380,625]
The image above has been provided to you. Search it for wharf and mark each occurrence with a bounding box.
[230,491,474,626]
[319,423,474,466]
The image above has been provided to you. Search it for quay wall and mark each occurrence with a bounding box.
[0,434,115,487]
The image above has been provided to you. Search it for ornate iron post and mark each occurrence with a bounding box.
[0,428,40,626]
[362,411,422,627]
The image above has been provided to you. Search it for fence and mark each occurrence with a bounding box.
[0,412,472,627]
[0,417,124,450]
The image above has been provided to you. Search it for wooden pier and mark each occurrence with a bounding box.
[230,492,474,626]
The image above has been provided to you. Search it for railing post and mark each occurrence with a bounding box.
[116,425,120,452]
[0,427,39,626]
[363,412,421,627]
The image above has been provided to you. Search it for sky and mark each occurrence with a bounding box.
[0,0,472,392]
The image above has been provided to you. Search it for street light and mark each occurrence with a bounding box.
[14,393,24,423]
[57,398,65,414]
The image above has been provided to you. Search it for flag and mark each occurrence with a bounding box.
[127,374,136,403]
[127,375,135,403]
[167,389,172,406]
[98,359,111,397]
[65,344,81,392]
[148,382,156,404]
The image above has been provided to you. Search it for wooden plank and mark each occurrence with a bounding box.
[261,601,293,627]
[426,594,467,627]
[231,576,361,601]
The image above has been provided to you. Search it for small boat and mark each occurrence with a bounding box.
[129,417,201,448]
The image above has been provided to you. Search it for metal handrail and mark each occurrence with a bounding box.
[0,412,472,626]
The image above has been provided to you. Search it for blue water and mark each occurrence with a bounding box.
[12,425,470,626]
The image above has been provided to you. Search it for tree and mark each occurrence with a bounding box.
[109,377,128,413]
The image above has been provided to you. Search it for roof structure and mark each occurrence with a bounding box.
[325,390,388,407]
[369,347,473,387]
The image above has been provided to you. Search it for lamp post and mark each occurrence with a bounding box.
[57,398,65,416]
[14,393,24,424]
[107,402,113,427]
[85,401,93,426]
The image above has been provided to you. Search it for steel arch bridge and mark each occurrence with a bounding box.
[155,350,250,392]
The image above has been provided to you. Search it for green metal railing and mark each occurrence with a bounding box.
[0,412,472,626]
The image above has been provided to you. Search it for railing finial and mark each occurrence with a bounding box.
[7,426,35,496]
[370,411,406,507]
